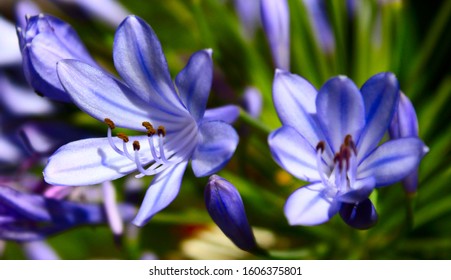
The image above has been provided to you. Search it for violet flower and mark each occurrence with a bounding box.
[233,0,261,39]
[0,185,136,241]
[268,70,428,229]
[389,92,421,194]
[260,0,290,70]
[44,15,239,226]
[205,175,258,252]
[17,14,97,102]
[302,0,335,54]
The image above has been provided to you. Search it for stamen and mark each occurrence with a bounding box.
[104,118,116,129]
[142,121,156,136]
[157,126,166,137]
[344,134,357,155]
[133,141,140,151]
[316,141,325,153]
[117,133,129,143]
[158,135,169,164]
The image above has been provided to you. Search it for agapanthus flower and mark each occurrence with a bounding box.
[269,70,428,229]
[17,14,97,102]
[205,175,257,252]
[0,185,135,241]
[260,0,290,70]
[389,92,420,194]
[44,15,239,226]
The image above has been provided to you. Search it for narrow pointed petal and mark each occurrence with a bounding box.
[191,121,239,177]
[302,0,335,54]
[0,185,52,221]
[358,138,428,187]
[43,137,153,186]
[175,49,213,121]
[203,105,240,124]
[113,15,186,114]
[102,181,123,236]
[339,198,378,229]
[273,70,327,148]
[15,1,41,29]
[316,76,365,153]
[22,241,59,260]
[269,126,325,182]
[261,0,290,70]
[0,137,23,165]
[389,92,419,139]
[132,161,188,226]
[284,183,339,226]
[358,72,400,160]
[205,175,257,252]
[337,177,375,203]
[57,60,183,131]
[242,87,263,118]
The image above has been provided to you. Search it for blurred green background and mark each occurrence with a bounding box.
[0,0,450,259]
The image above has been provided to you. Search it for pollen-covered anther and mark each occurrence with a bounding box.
[117,133,129,143]
[157,126,166,137]
[344,134,357,155]
[133,141,140,151]
[104,118,116,129]
[142,121,156,136]
[316,141,325,153]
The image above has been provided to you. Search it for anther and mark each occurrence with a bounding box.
[117,133,129,143]
[142,122,156,136]
[157,126,166,137]
[316,141,325,153]
[133,141,140,151]
[344,134,357,155]
[104,118,115,129]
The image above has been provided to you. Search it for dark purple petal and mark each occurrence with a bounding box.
[358,72,400,161]
[191,121,239,177]
[316,76,365,154]
[339,198,378,230]
[205,175,257,252]
[175,49,213,121]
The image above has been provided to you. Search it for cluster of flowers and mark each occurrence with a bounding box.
[1,0,427,256]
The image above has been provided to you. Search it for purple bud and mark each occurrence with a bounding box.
[242,87,263,118]
[233,0,261,39]
[18,14,96,102]
[339,198,378,230]
[389,92,420,194]
[260,0,290,70]
[205,175,258,252]
[302,0,335,54]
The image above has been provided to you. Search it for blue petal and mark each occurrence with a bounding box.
[205,175,257,252]
[302,0,335,54]
[191,121,239,177]
[0,17,22,66]
[132,161,188,226]
[316,76,365,154]
[273,70,327,150]
[261,0,290,70]
[284,183,339,226]
[268,126,326,182]
[339,198,378,230]
[358,72,400,161]
[358,137,428,187]
[15,0,41,29]
[22,241,59,260]
[113,15,186,115]
[203,105,240,124]
[175,49,213,121]
[242,87,263,118]
[389,92,419,139]
[336,177,375,203]
[57,60,185,131]
[44,137,149,186]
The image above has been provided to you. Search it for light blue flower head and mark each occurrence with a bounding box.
[43,15,239,227]
[268,70,428,229]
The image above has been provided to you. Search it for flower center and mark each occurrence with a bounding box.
[104,118,192,178]
[315,135,358,197]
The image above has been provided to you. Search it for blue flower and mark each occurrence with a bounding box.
[205,175,257,252]
[389,92,421,194]
[260,0,290,70]
[43,15,239,226]
[0,185,135,241]
[17,14,97,102]
[268,70,428,229]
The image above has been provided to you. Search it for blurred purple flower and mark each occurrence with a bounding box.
[260,0,290,70]
[43,15,239,226]
[0,17,22,67]
[22,240,60,259]
[302,0,335,54]
[205,175,258,252]
[269,71,428,229]
[0,185,136,241]
[241,87,263,118]
[17,14,97,102]
[389,92,421,194]
[233,0,261,39]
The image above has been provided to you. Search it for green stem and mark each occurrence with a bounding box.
[239,109,273,136]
